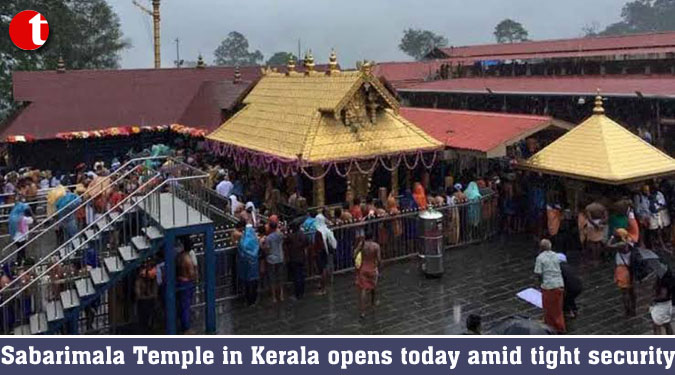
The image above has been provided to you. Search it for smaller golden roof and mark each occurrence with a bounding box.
[207,51,441,163]
[519,92,675,184]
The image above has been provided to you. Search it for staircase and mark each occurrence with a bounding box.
[0,157,166,267]
[0,159,213,335]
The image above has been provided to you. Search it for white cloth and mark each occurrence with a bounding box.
[650,301,672,325]
[216,179,233,198]
[517,288,543,309]
[229,195,241,216]
[314,214,337,253]
[245,201,257,227]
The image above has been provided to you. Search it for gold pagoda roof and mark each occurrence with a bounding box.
[207,58,441,164]
[519,94,675,184]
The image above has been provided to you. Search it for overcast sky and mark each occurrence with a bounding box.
[110,0,626,69]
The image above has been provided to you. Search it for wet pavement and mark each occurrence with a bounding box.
[201,234,660,335]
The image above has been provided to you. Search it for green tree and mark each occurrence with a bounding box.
[493,19,529,43]
[599,0,675,35]
[266,51,296,66]
[398,28,448,61]
[213,31,264,66]
[0,0,129,119]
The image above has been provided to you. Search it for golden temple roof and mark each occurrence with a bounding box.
[519,93,675,184]
[207,57,441,163]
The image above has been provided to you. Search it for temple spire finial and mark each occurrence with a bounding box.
[304,49,315,74]
[233,66,241,84]
[57,56,66,73]
[328,48,339,75]
[286,54,296,75]
[593,88,605,115]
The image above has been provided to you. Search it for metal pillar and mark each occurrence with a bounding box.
[204,224,216,333]
[164,231,176,334]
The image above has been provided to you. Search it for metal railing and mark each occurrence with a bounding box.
[189,192,500,304]
[0,157,165,266]
[0,160,210,334]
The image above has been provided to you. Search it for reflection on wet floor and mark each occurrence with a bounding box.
[194,234,658,335]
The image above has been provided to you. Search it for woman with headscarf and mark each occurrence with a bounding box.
[313,214,337,295]
[464,181,482,229]
[412,182,428,210]
[237,224,260,306]
[244,202,258,227]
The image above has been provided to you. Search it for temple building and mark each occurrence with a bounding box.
[207,51,442,206]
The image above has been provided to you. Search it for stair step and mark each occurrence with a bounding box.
[75,278,95,298]
[108,211,121,223]
[89,267,109,285]
[30,313,48,334]
[84,229,98,241]
[71,236,82,250]
[96,216,112,232]
[60,289,80,310]
[104,256,124,274]
[46,300,64,322]
[131,236,151,252]
[142,226,163,241]
[118,245,139,262]
[13,324,31,335]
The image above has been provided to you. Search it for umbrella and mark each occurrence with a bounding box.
[489,315,555,335]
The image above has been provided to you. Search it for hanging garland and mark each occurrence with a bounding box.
[403,152,420,170]
[379,154,402,172]
[421,151,437,170]
[207,140,439,179]
[334,160,354,178]
[354,158,379,175]
[300,164,333,180]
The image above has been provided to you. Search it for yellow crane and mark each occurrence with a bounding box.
[132,0,161,69]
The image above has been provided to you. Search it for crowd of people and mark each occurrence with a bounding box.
[1,137,674,334]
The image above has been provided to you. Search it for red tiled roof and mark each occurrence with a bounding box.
[372,61,443,89]
[3,66,261,140]
[436,31,675,60]
[402,75,675,98]
[400,107,562,155]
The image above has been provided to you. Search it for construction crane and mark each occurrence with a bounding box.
[132,0,161,68]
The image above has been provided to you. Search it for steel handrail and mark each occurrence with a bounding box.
[0,156,167,265]
[0,173,162,303]
[0,169,209,308]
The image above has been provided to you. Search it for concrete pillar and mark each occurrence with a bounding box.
[312,165,325,207]
[645,65,651,75]
[600,64,606,75]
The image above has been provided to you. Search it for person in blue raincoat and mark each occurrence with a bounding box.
[55,192,81,244]
[464,182,482,227]
[9,202,33,264]
[238,225,260,306]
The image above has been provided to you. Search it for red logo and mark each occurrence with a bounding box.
[9,10,49,50]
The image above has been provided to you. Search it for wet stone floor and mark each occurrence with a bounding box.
[199,234,661,335]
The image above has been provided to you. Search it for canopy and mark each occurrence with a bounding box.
[518,93,675,185]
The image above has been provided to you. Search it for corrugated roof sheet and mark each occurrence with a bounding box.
[403,75,675,98]
[399,107,567,156]
[207,70,441,163]
[519,102,675,184]
[436,31,675,59]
